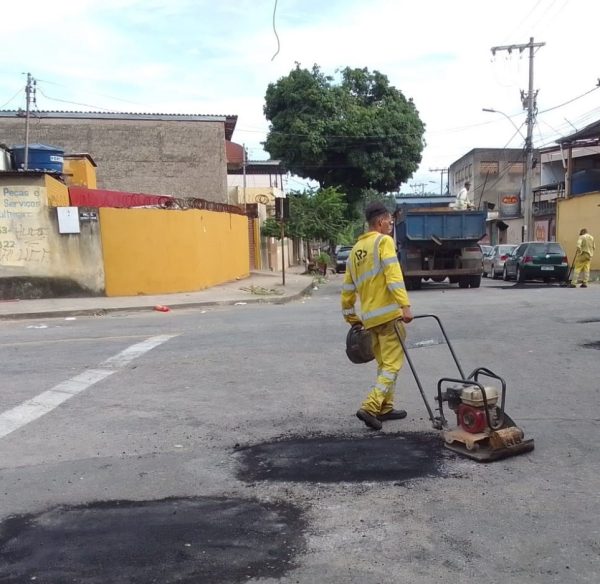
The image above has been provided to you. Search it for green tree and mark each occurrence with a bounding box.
[261,187,349,255]
[263,65,425,205]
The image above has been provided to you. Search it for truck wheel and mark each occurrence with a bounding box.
[458,277,470,288]
[469,275,482,288]
[449,276,459,284]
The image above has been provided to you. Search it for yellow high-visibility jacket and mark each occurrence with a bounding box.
[341,231,411,330]
[577,233,595,257]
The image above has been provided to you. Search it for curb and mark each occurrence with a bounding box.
[0,282,316,322]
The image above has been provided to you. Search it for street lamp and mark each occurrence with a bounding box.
[482,108,526,140]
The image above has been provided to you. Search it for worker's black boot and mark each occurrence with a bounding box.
[356,409,382,430]
[377,409,408,422]
[581,283,588,288]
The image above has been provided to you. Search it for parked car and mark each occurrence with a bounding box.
[483,244,517,279]
[480,245,493,257]
[335,246,353,273]
[503,242,569,283]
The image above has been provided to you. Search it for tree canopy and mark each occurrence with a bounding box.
[263,65,425,204]
[261,187,348,244]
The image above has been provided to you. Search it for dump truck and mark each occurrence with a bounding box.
[394,207,487,290]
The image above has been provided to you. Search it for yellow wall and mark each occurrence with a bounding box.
[63,156,97,189]
[557,192,600,271]
[44,174,70,206]
[99,207,250,296]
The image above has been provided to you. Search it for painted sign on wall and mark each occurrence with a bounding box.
[499,194,520,218]
[0,185,50,267]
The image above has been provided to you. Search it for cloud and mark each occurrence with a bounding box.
[1,0,598,189]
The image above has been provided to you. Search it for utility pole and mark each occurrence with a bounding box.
[490,38,545,241]
[23,73,36,171]
[242,143,247,204]
[429,168,448,195]
[410,182,426,195]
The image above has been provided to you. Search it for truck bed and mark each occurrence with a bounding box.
[396,210,487,242]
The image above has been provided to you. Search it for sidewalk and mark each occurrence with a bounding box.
[0,266,316,321]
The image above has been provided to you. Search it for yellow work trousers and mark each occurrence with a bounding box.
[360,319,406,416]
[572,253,591,284]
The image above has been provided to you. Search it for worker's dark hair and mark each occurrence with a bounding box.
[365,201,389,224]
[580,228,588,235]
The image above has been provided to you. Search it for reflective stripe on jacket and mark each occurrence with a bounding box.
[341,231,411,329]
[577,233,595,257]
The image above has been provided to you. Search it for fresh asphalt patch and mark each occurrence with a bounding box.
[0,497,306,584]
[235,431,447,483]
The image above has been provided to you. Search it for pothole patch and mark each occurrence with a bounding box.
[0,497,305,584]
[235,431,446,483]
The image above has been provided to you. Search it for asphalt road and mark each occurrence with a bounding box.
[0,276,599,583]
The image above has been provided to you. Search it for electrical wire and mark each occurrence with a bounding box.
[36,87,115,111]
[36,77,141,105]
[270,0,281,61]
[535,0,572,34]
[500,0,544,44]
[0,87,23,109]
[538,86,600,115]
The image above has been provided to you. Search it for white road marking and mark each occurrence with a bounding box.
[0,334,178,440]
[101,334,177,368]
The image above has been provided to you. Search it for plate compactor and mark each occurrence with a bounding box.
[395,315,534,462]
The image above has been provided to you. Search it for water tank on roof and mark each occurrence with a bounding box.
[571,169,600,196]
[10,143,64,173]
[0,144,12,171]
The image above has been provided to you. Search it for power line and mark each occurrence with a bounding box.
[36,87,115,111]
[0,87,23,109]
[538,85,600,115]
[35,77,141,105]
[511,0,545,38]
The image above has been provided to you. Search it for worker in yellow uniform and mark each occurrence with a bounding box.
[341,201,414,431]
[569,228,595,288]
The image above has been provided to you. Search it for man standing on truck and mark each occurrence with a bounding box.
[341,201,414,431]
[454,180,473,210]
[569,228,595,288]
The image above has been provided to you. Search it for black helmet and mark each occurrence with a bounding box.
[346,325,375,364]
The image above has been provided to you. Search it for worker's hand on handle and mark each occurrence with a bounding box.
[401,306,414,324]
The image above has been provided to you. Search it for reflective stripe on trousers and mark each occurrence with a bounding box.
[360,319,406,416]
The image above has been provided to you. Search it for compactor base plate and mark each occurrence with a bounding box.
[444,438,535,462]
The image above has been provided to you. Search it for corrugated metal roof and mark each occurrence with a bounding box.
[0,110,238,140]
[557,118,600,144]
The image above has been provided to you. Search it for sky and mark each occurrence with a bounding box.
[1,0,599,194]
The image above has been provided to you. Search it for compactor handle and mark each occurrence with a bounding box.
[411,315,466,379]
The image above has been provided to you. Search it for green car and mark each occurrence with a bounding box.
[503,242,569,283]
